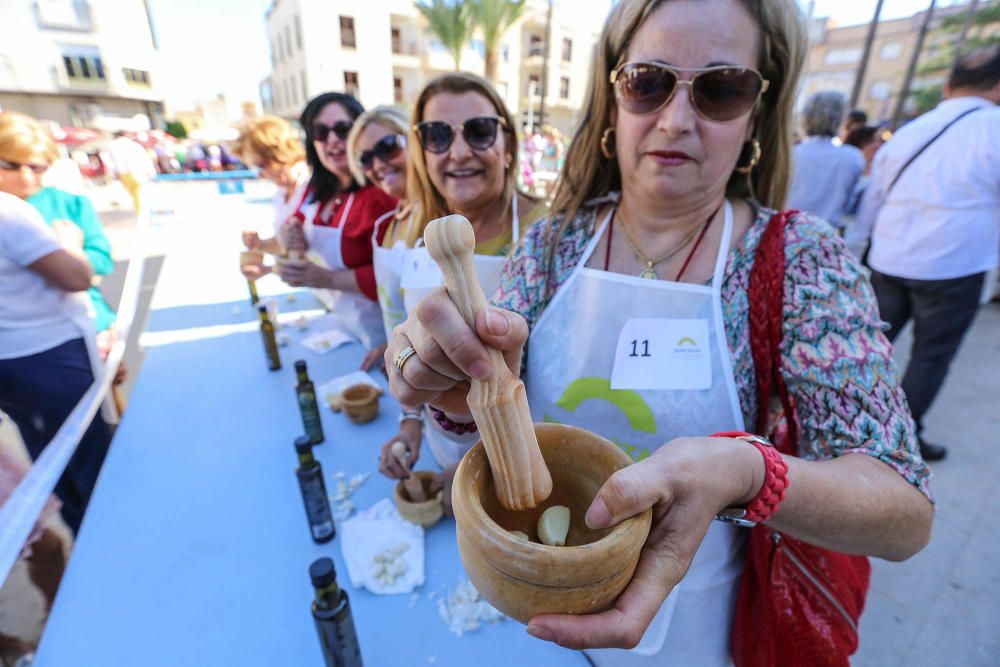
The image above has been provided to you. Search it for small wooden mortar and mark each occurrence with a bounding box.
[393,471,444,528]
[423,215,552,511]
[452,423,652,623]
[340,384,380,424]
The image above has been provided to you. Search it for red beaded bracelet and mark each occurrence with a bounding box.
[711,431,789,525]
[428,406,478,436]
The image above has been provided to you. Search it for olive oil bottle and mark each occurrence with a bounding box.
[310,557,363,667]
[295,437,334,544]
[258,304,281,371]
[295,360,324,444]
[247,278,259,306]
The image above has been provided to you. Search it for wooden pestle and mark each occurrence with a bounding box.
[423,215,552,511]
[391,440,427,502]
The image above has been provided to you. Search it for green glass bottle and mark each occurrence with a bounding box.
[295,437,334,543]
[310,557,363,667]
[247,278,260,305]
[295,360,325,444]
[258,304,281,371]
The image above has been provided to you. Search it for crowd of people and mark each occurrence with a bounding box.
[2,0,998,663]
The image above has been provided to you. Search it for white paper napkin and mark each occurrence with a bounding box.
[300,328,354,354]
[340,499,425,595]
[317,370,382,402]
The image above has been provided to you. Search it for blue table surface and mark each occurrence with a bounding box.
[33,184,590,667]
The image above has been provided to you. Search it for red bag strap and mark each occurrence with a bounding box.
[748,209,799,455]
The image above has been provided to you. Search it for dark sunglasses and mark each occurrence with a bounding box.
[611,62,769,122]
[359,134,406,170]
[413,115,505,154]
[0,158,48,174]
[312,120,353,142]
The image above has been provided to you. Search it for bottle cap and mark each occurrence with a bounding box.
[258,304,267,313]
[294,435,313,454]
[310,557,336,588]
[294,359,307,372]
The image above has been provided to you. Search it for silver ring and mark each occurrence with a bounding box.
[394,345,417,375]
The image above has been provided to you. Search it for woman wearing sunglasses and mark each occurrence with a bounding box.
[385,1,932,663]
[377,73,541,491]
[234,115,310,281]
[275,92,397,350]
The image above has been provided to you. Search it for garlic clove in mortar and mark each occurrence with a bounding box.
[537,506,571,546]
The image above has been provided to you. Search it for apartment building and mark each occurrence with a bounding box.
[262,0,607,135]
[0,0,164,129]
[801,2,982,123]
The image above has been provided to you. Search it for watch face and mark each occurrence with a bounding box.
[714,508,757,528]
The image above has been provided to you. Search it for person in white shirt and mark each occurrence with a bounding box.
[105,131,156,213]
[0,192,114,533]
[849,46,1000,461]
[787,91,865,229]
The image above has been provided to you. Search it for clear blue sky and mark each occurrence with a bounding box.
[146,0,971,114]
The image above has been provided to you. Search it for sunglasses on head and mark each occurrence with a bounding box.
[0,158,48,174]
[610,62,769,122]
[413,115,505,155]
[312,120,353,142]
[358,134,406,170]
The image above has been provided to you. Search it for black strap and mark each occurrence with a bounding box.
[884,106,983,198]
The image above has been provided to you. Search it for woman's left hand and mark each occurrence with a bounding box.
[526,436,763,650]
[361,345,387,371]
[275,258,331,288]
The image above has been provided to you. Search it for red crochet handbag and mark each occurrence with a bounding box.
[732,210,871,666]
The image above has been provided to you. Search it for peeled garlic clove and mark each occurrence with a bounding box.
[537,506,571,546]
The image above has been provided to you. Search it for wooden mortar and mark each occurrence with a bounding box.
[423,215,552,511]
[393,471,444,528]
[452,423,652,624]
[340,384,380,424]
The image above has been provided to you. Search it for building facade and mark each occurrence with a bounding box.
[801,2,986,124]
[262,0,606,135]
[0,0,164,129]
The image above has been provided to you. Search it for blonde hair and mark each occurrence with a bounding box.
[232,115,304,168]
[406,72,523,248]
[550,0,806,229]
[346,105,410,186]
[0,112,59,165]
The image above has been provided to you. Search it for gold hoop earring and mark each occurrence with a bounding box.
[735,138,761,174]
[600,127,616,159]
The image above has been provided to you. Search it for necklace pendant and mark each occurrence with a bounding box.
[640,264,658,280]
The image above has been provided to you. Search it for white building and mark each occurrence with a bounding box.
[262,0,608,135]
[0,0,164,129]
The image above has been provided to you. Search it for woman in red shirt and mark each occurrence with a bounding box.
[277,92,397,349]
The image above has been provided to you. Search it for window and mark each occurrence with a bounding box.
[123,68,151,86]
[391,27,401,53]
[501,44,509,63]
[879,42,903,60]
[562,38,572,62]
[393,77,403,103]
[61,47,105,82]
[529,34,544,57]
[344,71,359,97]
[36,0,92,31]
[285,26,292,57]
[294,16,303,50]
[271,40,277,66]
[869,81,892,101]
[277,31,284,63]
[824,47,862,65]
[528,73,540,96]
[560,76,569,99]
[274,80,283,110]
[340,16,356,49]
[300,70,308,101]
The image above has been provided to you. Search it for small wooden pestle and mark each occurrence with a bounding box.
[423,215,552,511]
[391,440,427,502]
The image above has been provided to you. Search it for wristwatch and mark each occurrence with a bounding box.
[711,433,788,528]
[399,408,424,425]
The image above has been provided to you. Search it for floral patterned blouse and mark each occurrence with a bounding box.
[493,198,932,501]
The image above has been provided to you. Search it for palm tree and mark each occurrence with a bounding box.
[470,0,527,84]
[416,0,473,71]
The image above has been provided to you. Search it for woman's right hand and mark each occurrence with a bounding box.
[242,230,261,250]
[378,418,423,479]
[384,288,529,416]
[240,262,271,280]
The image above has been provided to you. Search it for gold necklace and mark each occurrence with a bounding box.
[616,209,708,279]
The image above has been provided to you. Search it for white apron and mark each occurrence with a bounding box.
[371,209,409,341]
[303,193,387,351]
[525,201,746,665]
[400,198,521,468]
